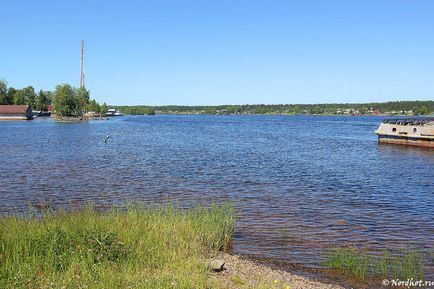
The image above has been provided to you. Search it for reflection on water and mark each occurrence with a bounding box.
[0,115,433,276]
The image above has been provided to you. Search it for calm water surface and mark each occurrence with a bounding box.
[1,115,433,274]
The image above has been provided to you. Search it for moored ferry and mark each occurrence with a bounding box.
[375,118,434,148]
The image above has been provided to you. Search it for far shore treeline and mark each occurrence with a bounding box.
[0,79,107,117]
[114,101,434,116]
[1,79,432,117]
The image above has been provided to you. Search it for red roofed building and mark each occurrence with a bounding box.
[0,105,33,120]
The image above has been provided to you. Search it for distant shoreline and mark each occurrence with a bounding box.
[112,100,434,116]
[143,112,428,117]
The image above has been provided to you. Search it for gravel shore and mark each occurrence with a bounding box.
[209,253,346,289]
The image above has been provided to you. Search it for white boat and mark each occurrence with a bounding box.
[106,109,123,116]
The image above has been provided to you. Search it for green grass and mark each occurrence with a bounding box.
[230,275,245,286]
[325,247,427,281]
[0,203,236,289]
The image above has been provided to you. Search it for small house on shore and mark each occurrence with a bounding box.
[0,105,33,120]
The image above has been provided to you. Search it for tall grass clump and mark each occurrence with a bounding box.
[0,203,236,288]
[325,247,427,281]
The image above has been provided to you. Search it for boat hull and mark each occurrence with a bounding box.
[377,134,434,148]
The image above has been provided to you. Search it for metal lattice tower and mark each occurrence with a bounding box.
[80,40,86,88]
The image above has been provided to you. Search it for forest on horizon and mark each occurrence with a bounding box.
[114,100,434,116]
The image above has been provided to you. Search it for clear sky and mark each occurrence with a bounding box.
[1,0,433,105]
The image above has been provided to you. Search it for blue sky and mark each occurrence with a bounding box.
[1,0,433,105]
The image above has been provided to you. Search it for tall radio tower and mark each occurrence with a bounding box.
[80,40,86,89]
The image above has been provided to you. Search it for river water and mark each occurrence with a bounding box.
[0,115,433,276]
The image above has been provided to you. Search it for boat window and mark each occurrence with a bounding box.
[392,128,397,132]
[413,128,417,133]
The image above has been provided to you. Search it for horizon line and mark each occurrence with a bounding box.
[110,100,433,107]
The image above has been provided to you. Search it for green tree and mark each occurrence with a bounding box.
[52,84,82,117]
[77,87,90,111]
[13,89,27,105]
[6,87,15,104]
[36,90,50,111]
[88,99,100,112]
[415,105,430,116]
[146,108,155,115]
[44,90,53,104]
[0,80,7,104]
[88,99,95,112]
[22,86,37,108]
[310,106,324,114]
[101,102,108,114]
